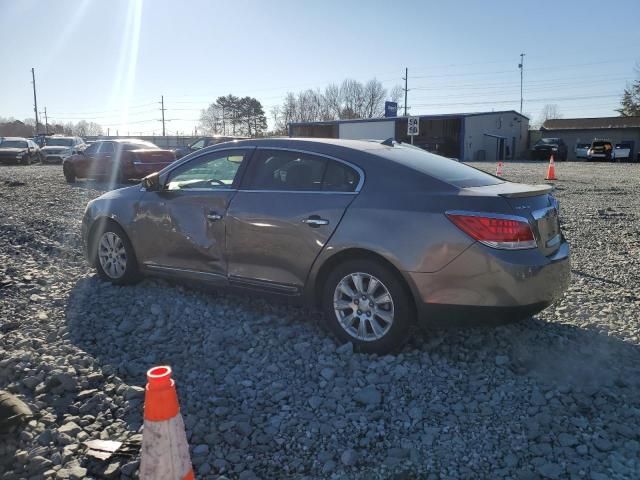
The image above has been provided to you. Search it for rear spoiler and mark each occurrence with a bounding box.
[498,184,554,198]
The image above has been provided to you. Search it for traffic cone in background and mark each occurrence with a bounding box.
[545,154,557,180]
[496,161,504,176]
[140,366,194,480]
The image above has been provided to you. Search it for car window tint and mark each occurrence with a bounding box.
[322,161,359,192]
[245,150,327,191]
[190,139,205,149]
[377,146,503,188]
[85,143,99,154]
[99,142,114,154]
[166,150,246,191]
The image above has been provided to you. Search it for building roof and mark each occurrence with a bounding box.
[542,116,640,131]
[289,110,529,127]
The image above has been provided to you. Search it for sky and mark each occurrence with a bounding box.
[1,0,639,135]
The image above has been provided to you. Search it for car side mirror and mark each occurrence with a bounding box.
[142,172,161,192]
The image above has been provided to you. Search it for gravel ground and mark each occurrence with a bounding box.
[0,161,639,480]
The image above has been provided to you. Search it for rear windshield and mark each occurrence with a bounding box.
[45,138,74,147]
[375,146,503,188]
[122,141,159,150]
[592,141,611,147]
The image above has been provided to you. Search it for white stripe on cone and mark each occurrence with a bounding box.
[140,413,192,480]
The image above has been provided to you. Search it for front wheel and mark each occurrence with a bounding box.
[23,155,32,166]
[93,222,139,285]
[321,259,414,354]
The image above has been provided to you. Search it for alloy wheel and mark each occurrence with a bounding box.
[98,232,127,279]
[333,272,394,342]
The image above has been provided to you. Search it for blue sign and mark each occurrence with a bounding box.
[384,101,398,118]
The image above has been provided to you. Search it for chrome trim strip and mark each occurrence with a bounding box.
[237,189,356,195]
[133,161,173,166]
[253,146,365,193]
[228,275,300,294]
[144,264,226,280]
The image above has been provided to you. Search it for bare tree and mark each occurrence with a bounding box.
[340,79,365,119]
[538,104,562,126]
[362,79,387,118]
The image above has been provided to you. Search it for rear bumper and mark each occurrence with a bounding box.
[43,155,64,163]
[407,241,570,327]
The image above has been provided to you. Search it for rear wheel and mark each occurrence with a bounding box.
[93,222,139,285]
[63,164,76,183]
[321,259,414,354]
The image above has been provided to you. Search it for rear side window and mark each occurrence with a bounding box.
[244,149,360,192]
[244,150,326,191]
[377,146,503,188]
[99,142,114,154]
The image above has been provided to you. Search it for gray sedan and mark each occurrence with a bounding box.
[82,138,570,353]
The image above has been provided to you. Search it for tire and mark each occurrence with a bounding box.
[92,221,140,285]
[23,155,31,166]
[63,164,76,183]
[321,259,414,354]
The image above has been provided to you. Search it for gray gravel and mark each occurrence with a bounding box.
[1,162,639,479]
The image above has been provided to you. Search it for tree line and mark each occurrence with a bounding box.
[270,78,402,134]
[0,117,103,138]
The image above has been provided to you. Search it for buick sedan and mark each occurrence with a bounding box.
[82,138,570,353]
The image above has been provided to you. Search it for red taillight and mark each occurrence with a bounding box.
[446,212,537,250]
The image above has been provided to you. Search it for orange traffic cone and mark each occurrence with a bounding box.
[140,366,194,480]
[496,161,503,176]
[545,154,557,180]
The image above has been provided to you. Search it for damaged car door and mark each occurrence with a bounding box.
[133,148,253,282]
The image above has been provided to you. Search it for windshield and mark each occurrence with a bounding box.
[45,138,74,147]
[376,146,503,188]
[1,140,28,149]
[537,138,559,145]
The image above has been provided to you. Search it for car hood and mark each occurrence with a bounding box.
[533,144,558,149]
[0,148,27,154]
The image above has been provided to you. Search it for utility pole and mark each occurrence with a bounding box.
[40,107,49,134]
[518,53,525,113]
[402,67,409,116]
[107,128,110,137]
[31,68,40,135]
[160,96,166,136]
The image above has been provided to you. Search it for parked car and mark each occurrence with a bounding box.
[531,138,568,161]
[41,135,86,164]
[173,136,249,159]
[612,142,633,162]
[574,143,590,160]
[587,140,613,162]
[81,138,570,353]
[63,139,176,183]
[0,137,42,165]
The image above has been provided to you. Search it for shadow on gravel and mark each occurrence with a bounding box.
[64,275,640,478]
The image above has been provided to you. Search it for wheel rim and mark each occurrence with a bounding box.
[333,272,394,342]
[98,232,127,279]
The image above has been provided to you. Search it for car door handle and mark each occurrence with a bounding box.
[302,216,329,227]
[207,212,223,222]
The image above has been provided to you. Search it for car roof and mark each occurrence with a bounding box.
[2,137,29,141]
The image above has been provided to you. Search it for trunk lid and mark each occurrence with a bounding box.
[131,149,175,165]
[463,182,562,256]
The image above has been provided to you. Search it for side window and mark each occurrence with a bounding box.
[190,139,205,149]
[323,161,359,192]
[85,143,100,154]
[244,150,327,191]
[99,142,114,154]
[166,150,247,191]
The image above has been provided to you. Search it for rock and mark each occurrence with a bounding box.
[537,462,563,479]
[308,396,322,409]
[320,368,335,381]
[593,436,613,452]
[341,449,358,466]
[495,355,510,366]
[336,342,353,355]
[558,433,578,447]
[192,444,209,456]
[123,385,145,400]
[354,385,381,406]
[58,421,82,437]
[120,460,139,476]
